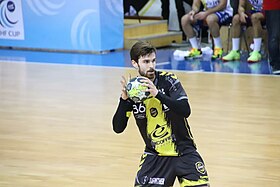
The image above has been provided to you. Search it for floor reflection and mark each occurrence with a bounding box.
[0,48,272,75]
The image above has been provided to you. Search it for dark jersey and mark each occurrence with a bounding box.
[113,71,197,156]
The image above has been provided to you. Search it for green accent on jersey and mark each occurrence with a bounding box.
[159,71,167,76]
[126,111,131,118]
[144,98,178,156]
[179,176,209,186]
[137,153,147,172]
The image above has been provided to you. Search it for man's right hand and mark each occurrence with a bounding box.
[239,12,248,24]
[189,10,196,21]
[120,75,128,100]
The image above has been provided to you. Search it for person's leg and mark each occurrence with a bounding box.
[207,11,232,59]
[181,13,199,48]
[160,0,170,21]
[265,10,280,72]
[222,14,242,61]
[175,0,185,27]
[181,13,203,58]
[247,12,265,62]
[175,0,186,40]
[134,153,176,186]
[251,13,264,42]
[231,14,241,51]
[181,13,197,39]
[177,151,210,187]
[175,0,193,40]
[123,0,130,15]
[206,13,224,59]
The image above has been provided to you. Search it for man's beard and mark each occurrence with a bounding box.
[139,67,155,80]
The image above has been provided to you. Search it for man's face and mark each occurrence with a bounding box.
[136,52,156,80]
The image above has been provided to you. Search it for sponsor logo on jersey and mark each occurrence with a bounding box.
[195,161,206,174]
[148,177,165,185]
[151,124,169,140]
[150,107,158,117]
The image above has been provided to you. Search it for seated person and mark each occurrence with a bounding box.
[222,0,265,62]
[181,0,233,59]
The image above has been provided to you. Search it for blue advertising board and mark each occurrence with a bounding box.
[0,0,124,52]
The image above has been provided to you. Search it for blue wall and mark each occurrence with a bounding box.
[0,0,124,52]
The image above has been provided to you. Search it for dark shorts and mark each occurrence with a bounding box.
[134,151,209,187]
[215,11,232,25]
[192,11,232,34]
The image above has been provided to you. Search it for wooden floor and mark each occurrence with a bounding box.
[0,61,279,187]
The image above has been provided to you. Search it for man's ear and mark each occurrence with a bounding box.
[132,60,138,69]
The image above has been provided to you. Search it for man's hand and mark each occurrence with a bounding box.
[189,10,196,21]
[120,75,128,100]
[194,11,208,20]
[239,12,248,24]
[140,77,158,97]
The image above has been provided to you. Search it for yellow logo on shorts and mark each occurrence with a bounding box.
[195,162,206,174]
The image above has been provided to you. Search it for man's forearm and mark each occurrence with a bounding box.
[192,0,201,13]
[112,98,131,133]
[156,92,191,118]
[238,0,246,14]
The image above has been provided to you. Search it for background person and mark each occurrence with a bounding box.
[222,0,265,62]
[263,0,280,75]
[181,0,233,59]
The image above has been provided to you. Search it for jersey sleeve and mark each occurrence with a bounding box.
[112,98,133,133]
[155,72,191,117]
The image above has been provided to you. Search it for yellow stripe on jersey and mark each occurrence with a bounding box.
[184,118,196,148]
[171,74,177,79]
[144,98,178,156]
[137,153,147,172]
[184,118,194,140]
[160,71,167,76]
[179,176,209,186]
[126,111,131,118]
[159,71,178,79]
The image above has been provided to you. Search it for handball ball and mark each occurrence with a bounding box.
[126,77,150,103]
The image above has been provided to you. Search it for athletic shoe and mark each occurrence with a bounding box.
[222,50,240,61]
[212,47,223,60]
[247,51,261,62]
[272,69,280,75]
[184,48,202,59]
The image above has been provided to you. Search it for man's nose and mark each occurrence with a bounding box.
[148,62,154,68]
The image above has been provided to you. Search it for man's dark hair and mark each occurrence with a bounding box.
[130,41,156,63]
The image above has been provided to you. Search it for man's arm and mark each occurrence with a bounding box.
[192,0,202,13]
[238,0,246,14]
[158,79,191,118]
[112,98,132,133]
[141,76,191,118]
[156,91,191,118]
[238,0,247,23]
